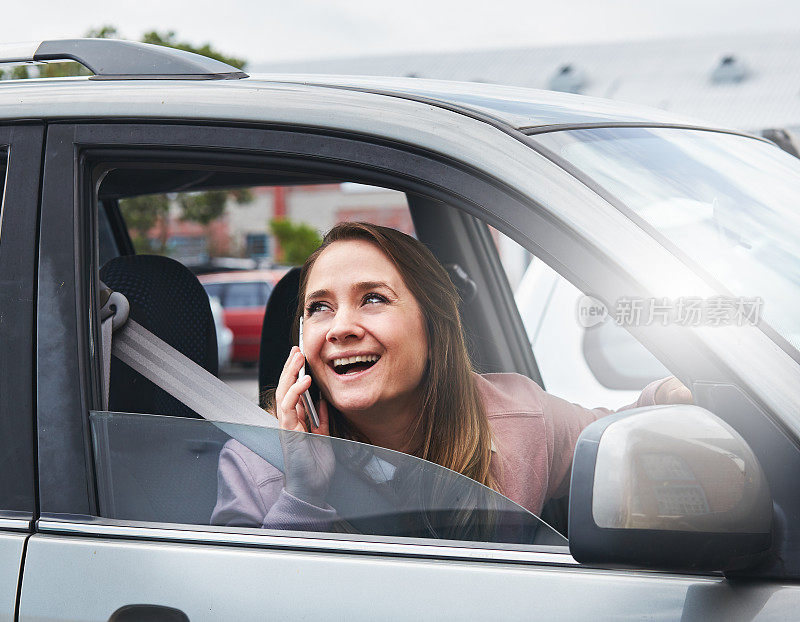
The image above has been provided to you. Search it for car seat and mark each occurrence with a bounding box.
[100,254,218,418]
[96,255,227,524]
[257,267,301,404]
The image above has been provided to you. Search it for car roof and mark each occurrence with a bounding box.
[198,269,288,285]
[0,73,708,131]
[251,74,706,129]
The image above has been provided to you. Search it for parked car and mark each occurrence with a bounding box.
[207,294,233,371]
[199,270,287,364]
[1,38,799,620]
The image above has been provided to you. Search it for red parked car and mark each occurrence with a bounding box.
[199,270,287,364]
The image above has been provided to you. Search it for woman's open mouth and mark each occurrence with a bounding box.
[331,354,380,375]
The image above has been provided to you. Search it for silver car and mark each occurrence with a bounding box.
[1,39,798,620]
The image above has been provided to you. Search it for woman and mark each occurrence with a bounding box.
[211,222,690,531]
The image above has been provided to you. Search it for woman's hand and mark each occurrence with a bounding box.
[275,346,335,505]
[654,377,693,405]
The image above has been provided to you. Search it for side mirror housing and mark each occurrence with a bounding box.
[568,405,772,571]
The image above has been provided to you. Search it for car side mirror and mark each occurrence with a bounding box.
[568,404,772,571]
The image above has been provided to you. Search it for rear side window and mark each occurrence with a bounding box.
[223,282,271,308]
[0,142,37,515]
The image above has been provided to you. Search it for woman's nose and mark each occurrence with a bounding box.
[326,308,365,342]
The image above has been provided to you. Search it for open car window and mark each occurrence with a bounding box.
[90,162,572,548]
[90,411,565,546]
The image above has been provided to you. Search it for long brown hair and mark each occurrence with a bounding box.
[281,222,497,491]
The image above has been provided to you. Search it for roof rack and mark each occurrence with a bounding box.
[0,39,249,81]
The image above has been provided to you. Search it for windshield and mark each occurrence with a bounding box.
[534,127,800,352]
[90,411,565,546]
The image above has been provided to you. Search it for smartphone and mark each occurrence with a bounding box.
[298,316,321,428]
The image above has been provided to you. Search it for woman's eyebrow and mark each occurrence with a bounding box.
[306,281,397,301]
[354,281,397,296]
[306,288,330,301]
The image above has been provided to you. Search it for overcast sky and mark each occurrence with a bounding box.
[3,0,800,65]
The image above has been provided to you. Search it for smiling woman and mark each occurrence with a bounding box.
[211,222,682,532]
[302,240,429,431]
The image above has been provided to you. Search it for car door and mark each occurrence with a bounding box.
[20,116,799,620]
[0,125,42,620]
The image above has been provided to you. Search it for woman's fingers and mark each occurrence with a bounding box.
[276,347,303,399]
[294,403,308,433]
[311,399,331,436]
[275,347,308,429]
[278,374,312,429]
[274,346,329,436]
[655,377,693,405]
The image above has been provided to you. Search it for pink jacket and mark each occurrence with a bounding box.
[211,373,664,530]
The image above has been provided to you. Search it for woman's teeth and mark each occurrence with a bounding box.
[332,354,380,366]
[332,354,380,375]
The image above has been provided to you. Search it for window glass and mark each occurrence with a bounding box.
[223,281,271,308]
[582,321,670,390]
[494,228,667,408]
[0,143,39,516]
[98,202,120,267]
[0,148,32,513]
[535,127,800,353]
[90,411,564,545]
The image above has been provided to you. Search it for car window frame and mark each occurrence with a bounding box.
[36,121,548,519]
[35,119,782,575]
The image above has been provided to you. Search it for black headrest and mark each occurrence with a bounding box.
[100,255,218,418]
[258,267,301,403]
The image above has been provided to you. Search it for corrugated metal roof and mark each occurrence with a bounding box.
[254,31,800,132]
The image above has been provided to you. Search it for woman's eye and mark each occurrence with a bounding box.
[306,301,329,315]
[363,293,388,305]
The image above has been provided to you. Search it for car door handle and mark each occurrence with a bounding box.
[109,604,190,622]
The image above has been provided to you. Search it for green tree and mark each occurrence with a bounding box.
[178,190,228,226]
[230,188,254,204]
[141,31,247,70]
[118,194,170,254]
[177,190,255,256]
[85,25,119,39]
[270,219,322,265]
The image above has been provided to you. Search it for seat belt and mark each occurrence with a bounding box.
[99,283,285,472]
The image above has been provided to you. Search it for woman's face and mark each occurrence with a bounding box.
[302,239,429,417]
